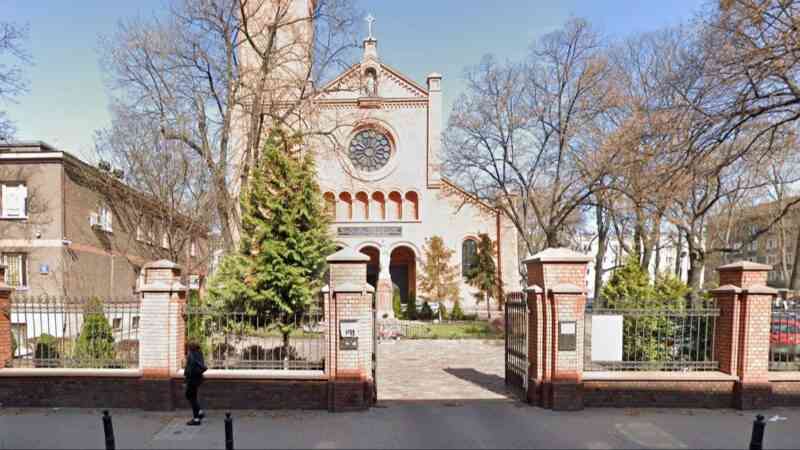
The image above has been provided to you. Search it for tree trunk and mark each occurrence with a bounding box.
[686,235,704,307]
[595,205,609,299]
[789,225,800,290]
[282,332,291,368]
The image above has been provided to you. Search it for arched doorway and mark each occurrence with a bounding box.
[390,245,416,305]
[359,245,381,289]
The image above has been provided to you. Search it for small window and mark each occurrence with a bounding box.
[161,232,169,249]
[131,316,140,330]
[1,183,28,218]
[462,239,478,277]
[112,318,122,331]
[188,274,200,290]
[136,225,144,241]
[190,240,197,257]
[1,253,28,288]
[98,205,113,232]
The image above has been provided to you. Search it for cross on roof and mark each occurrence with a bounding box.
[365,14,375,39]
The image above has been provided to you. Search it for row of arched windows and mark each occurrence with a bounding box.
[323,191,420,222]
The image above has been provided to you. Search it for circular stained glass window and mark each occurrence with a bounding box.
[348,129,392,172]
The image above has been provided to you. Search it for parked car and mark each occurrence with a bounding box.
[770,319,800,361]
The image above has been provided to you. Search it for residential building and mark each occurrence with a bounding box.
[0,141,210,297]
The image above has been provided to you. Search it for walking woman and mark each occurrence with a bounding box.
[184,341,207,425]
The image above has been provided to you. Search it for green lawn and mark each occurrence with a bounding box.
[401,321,503,340]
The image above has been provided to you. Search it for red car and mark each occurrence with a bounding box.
[770,319,800,360]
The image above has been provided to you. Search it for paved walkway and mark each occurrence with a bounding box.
[2,405,798,449]
[377,339,510,401]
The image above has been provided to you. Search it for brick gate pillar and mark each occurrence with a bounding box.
[523,248,591,410]
[711,261,777,409]
[138,259,187,410]
[325,247,375,411]
[0,264,12,368]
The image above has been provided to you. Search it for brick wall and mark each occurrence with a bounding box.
[584,380,735,408]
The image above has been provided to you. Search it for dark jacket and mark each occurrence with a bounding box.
[184,349,208,385]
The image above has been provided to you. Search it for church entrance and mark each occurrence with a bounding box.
[359,245,381,289]
[389,245,416,304]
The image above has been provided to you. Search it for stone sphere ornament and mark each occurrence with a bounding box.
[349,129,392,172]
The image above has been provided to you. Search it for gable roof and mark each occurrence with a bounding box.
[316,62,428,100]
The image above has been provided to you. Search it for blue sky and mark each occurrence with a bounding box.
[2,0,705,162]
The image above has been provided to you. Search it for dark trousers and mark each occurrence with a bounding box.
[185,383,201,419]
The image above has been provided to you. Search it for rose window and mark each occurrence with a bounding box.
[348,129,392,172]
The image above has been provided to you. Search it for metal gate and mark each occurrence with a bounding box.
[504,291,528,401]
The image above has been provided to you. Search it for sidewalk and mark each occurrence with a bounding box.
[1,402,798,449]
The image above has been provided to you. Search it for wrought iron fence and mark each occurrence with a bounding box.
[504,291,527,396]
[770,299,800,371]
[8,296,140,368]
[184,306,326,370]
[584,307,719,371]
[376,319,501,339]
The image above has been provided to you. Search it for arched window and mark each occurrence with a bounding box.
[323,192,336,219]
[354,192,369,220]
[404,191,419,220]
[462,238,478,277]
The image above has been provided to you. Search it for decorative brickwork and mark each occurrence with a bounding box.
[325,247,375,411]
[0,264,12,368]
[710,262,777,410]
[523,248,591,410]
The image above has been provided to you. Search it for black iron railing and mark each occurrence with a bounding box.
[8,296,140,368]
[584,307,719,371]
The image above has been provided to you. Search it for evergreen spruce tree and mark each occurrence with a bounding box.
[600,258,688,366]
[208,131,335,357]
[74,297,115,367]
[418,236,461,312]
[465,233,499,319]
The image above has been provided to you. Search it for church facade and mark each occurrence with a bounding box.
[309,27,521,317]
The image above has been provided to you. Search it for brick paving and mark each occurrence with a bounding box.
[376,338,513,401]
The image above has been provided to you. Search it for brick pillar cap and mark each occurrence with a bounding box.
[525,284,543,293]
[710,284,743,294]
[744,285,778,296]
[522,247,592,263]
[143,259,181,270]
[549,283,584,295]
[327,247,369,263]
[321,284,330,293]
[137,281,187,293]
[333,282,375,293]
[717,260,771,272]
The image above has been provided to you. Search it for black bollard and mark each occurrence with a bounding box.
[749,414,766,450]
[102,410,116,450]
[225,412,234,450]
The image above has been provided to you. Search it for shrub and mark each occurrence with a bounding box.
[241,344,268,361]
[11,332,17,358]
[74,297,115,366]
[34,334,60,367]
[450,300,465,321]
[438,302,448,321]
[392,285,403,319]
[406,292,418,320]
[419,301,434,321]
[212,342,237,360]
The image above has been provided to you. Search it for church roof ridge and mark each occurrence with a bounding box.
[315,62,429,99]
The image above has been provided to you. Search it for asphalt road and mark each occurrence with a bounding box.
[1,403,797,449]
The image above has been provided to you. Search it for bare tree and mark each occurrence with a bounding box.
[100,0,360,251]
[0,20,30,140]
[444,19,620,253]
[94,103,213,272]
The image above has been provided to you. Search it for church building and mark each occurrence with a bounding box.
[309,19,521,317]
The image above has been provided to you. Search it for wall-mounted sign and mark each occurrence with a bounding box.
[591,315,623,361]
[558,320,577,351]
[337,226,402,237]
[340,319,359,350]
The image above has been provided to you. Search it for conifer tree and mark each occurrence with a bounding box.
[465,233,499,319]
[208,131,334,356]
[418,236,461,310]
[74,297,115,367]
